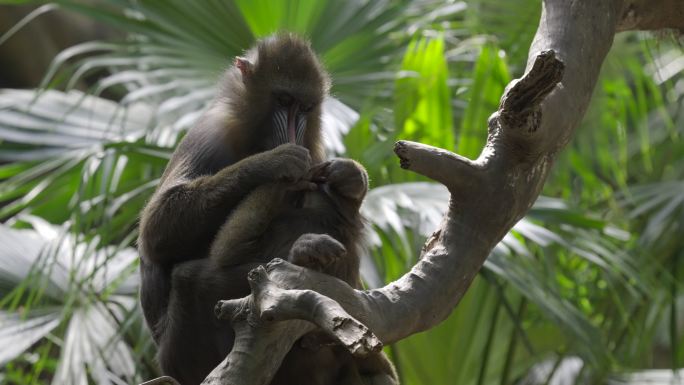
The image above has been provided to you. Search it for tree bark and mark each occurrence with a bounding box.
[188,1,678,384]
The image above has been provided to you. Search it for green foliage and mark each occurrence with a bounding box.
[395,35,454,150]
[458,43,510,159]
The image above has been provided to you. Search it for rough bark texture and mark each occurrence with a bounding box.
[145,1,677,384]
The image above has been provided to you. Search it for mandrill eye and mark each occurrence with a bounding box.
[300,104,315,113]
[276,93,294,107]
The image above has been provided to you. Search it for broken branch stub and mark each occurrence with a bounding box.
[201,263,383,385]
[394,51,564,201]
[215,264,381,357]
[497,50,565,136]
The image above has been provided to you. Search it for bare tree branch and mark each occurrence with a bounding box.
[218,266,382,356]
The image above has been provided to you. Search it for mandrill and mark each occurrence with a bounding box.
[138,33,398,385]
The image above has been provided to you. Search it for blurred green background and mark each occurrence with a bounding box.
[0,1,682,384]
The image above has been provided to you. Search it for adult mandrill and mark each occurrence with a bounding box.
[138,33,397,385]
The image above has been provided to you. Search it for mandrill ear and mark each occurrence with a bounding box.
[235,57,254,79]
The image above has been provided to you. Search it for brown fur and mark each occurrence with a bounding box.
[138,33,397,385]
[216,33,328,163]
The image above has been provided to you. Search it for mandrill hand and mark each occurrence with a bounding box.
[309,158,369,202]
[259,143,312,183]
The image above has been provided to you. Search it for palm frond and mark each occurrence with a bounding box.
[0,217,143,383]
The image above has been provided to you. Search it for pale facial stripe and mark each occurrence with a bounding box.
[271,108,307,146]
[296,116,307,145]
[272,109,289,145]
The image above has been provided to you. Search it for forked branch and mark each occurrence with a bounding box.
[216,265,382,356]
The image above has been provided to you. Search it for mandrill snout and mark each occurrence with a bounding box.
[271,107,307,146]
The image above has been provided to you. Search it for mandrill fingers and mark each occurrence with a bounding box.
[311,158,369,203]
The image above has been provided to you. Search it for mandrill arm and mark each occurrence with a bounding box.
[207,182,305,267]
[139,132,312,266]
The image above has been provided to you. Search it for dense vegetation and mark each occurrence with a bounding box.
[0,1,682,384]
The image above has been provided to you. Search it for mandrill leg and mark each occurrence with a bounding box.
[287,233,347,272]
[209,181,316,267]
[338,354,399,385]
[208,183,286,267]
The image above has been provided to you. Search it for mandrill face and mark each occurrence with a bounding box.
[234,33,331,151]
[269,90,315,146]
